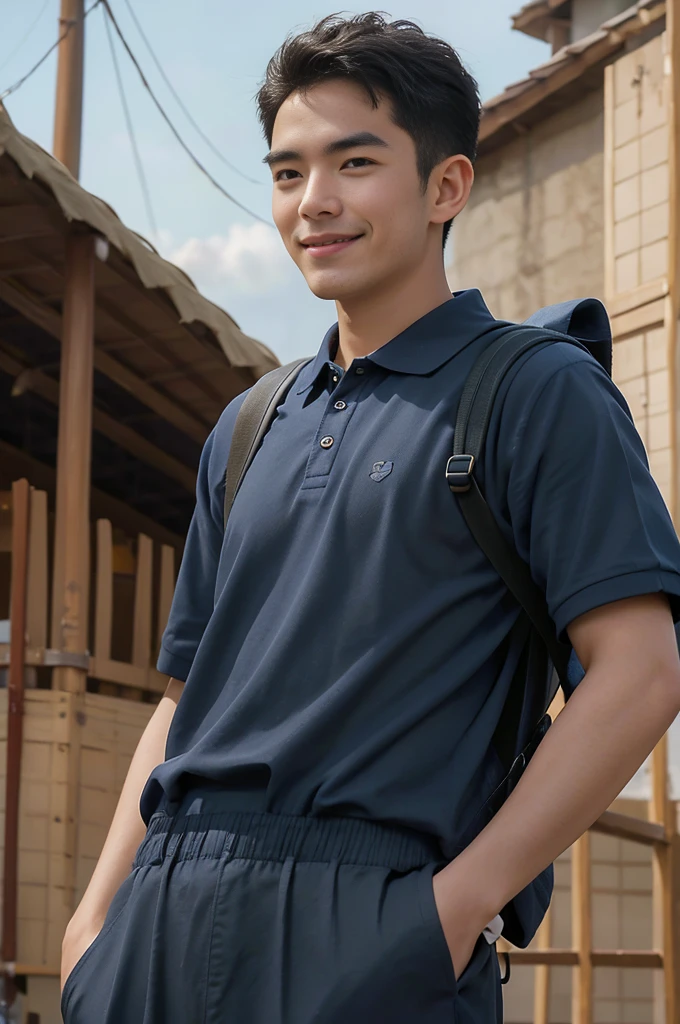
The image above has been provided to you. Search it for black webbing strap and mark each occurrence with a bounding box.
[223,357,312,529]
[448,326,582,767]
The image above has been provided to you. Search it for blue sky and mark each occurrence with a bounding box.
[2,0,549,364]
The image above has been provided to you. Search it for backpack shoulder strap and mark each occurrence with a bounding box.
[224,357,312,529]
[449,326,584,765]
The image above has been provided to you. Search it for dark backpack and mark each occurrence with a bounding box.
[221,298,614,948]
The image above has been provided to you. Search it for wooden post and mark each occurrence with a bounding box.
[650,735,679,1024]
[53,0,85,179]
[533,905,552,1024]
[51,232,95,694]
[572,832,592,1024]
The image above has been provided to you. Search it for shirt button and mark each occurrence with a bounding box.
[320,436,334,449]
[355,367,365,375]
[334,400,347,410]
[332,374,339,383]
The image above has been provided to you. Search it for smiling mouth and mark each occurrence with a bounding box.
[301,235,364,255]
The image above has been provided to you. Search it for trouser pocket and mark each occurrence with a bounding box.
[61,867,139,1021]
[206,856,459,1024]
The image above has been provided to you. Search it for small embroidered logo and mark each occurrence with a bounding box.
[369,460,394,482]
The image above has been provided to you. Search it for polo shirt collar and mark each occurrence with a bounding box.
[295,289,499,394]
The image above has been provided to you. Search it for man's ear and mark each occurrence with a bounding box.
[431,154,474,227]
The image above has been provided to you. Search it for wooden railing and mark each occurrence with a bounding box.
[498,689,680,1023]
[0,483,176,698]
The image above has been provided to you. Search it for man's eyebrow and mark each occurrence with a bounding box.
[262,131,390,166]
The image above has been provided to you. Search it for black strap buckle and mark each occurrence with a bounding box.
[445,454,475,493]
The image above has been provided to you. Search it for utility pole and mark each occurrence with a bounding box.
[53,0,85,178]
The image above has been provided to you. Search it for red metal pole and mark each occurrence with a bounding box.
[2,479,30,1005]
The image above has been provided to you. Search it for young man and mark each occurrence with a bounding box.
[61,13,680,1024]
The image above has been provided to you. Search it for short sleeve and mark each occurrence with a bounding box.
[500,348,680,642]
[156,391,249,680]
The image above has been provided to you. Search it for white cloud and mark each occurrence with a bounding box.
[167,223,292,296]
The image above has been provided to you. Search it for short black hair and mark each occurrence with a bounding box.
[256,12,480,249]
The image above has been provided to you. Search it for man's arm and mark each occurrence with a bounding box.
[434,593,680,977]
[61,675,185,988]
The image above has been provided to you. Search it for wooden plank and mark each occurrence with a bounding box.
[94,519,113,662]
[88,657,165,696]
[591,809,667,846]
[611,297,666,338]
[572,832,592,1024]
[88,657,147,689]
[591,950,664,969]
[499,948,664,968]
[607,278,669,317]
[132,534,153,669]
[498,946,579,966]
[533,905,552,1024]
[25,488,48,650]
[157,544,175,655]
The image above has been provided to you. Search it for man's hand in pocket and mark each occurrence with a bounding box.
[61,916,103,992]
[431,866,490,981]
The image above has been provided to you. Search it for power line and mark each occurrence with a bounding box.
[101,0,272,227]
[0,0,102,102]
[120,0,262,187]
[0,0,52,76]
[103,6,158,240]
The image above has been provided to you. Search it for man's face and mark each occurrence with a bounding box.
[267,79,436,302]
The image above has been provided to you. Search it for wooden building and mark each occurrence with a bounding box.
[447,1,680,1021]
[0,102,278,1022]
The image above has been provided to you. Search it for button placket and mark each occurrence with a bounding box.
[301,368,372,488]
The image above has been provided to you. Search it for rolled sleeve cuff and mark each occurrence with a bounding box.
[156,643,194,683]
[554,569,680,642]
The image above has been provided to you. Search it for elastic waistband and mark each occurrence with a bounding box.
[133,783,443,872]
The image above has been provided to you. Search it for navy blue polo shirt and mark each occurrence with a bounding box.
[140,289,680,855]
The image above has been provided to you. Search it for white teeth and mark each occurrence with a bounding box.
[313,238,354,246]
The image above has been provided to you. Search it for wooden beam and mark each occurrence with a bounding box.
[0,276,209,443]
[498,948,664,968]
[0,437,184,552]
[0,346,196,492]
[591,809,668,846]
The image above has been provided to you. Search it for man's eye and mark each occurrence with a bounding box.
[343,157,374,168]
[274,169,301,182]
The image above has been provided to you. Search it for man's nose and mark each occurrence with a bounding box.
[297,172,343,220]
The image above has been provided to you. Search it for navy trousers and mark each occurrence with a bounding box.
[60,783,502,1023]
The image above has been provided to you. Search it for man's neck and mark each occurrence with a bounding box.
[332,268,454,370]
